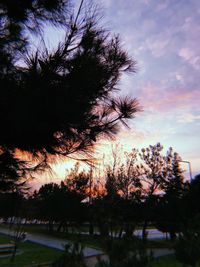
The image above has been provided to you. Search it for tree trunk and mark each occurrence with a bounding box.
[118,226,123,238]
[10,242,17,263]
[57,221,63,232]
[48,221,53,232]
[89,221,94,235]
[142,220,148,242]
[169,231,176,240]
[124,222,133,238]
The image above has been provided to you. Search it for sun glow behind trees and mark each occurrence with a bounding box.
[30,141,188,198]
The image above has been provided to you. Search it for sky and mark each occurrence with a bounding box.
[32,0,200,187]
[96,0,200,177]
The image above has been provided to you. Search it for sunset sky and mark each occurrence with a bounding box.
[33,0,200,186]
[97,0,200,177]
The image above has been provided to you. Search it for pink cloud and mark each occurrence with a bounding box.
[179,48,194,61]
[145,37,170,57]
[139,83,200,112]
[155,2,168,12]
[179,48,200,70]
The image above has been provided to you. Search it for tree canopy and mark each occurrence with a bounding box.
[0,0,140,166]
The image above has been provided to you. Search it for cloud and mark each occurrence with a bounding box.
[179,48,194,61]
[179,48,200,70]
[175,73,184,83]
[139,82,200,113]
[155,2,168,12]
[95,0,200,175]
[178,113,200,123]
[99,0,112,8]
[145,37,170,58]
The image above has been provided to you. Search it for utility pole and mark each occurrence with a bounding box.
[89,163,93,205]
[89,161,94,235]
[178,160,192,182]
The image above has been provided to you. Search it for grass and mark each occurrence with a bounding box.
[146,239,174,249]
[1,224,184,267]
[152,255,181,267]
[1,226,200,267]
[30,226,173,250]
[0,223,104,250]
[0,234,63,267]
[152,255,200,267]
[0,223,174,250]
[0,234,13,244]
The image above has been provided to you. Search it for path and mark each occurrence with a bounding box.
[0,227,103,258]
[81,228,166,240]
[0,226,174,267]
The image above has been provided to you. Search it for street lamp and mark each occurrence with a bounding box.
[178,160,192,182]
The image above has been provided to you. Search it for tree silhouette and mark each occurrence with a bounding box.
[160,148,188,239]
[174,175,200,265]
[175,214,200,267]
[93,147,142,239]
[138,143,167,196]
[0,0,69,60]
[33,179,88,232]
[116,149,141,200]
[155,149,187,239]
[64,163,90,199]
[184,174,200,219]
[0,150,29,192]
[0,0,140,169]
[138,143,169,240]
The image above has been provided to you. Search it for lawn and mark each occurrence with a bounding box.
[0,223,104,250]
[0,234,63,267]
[2,224,200,267]
[0,223,173,250]
[1,230,200,267]
[152,255,200,267]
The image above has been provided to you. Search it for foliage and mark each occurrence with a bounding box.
[138,143,167,196]
[164,148,187,196]
[52,242,87,267]
[0,0,140,165]
[154,149,187,239]
[0,0,69,67]
[172,174,200,266]
[152,255,187,267]
[0,192,25,221]
[0,142,190,248]
[97,146,142,238]
[64,163,90,199]
[96,237,153,267]
[175,214,200,267]
[0,235,62,267]
[184,174,200,218]
[28,167,92,231]
[33,181,86,229]
[117,149,141,200]
[0,150,30,192]
[105,147,141,200]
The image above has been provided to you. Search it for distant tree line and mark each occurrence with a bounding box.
[1,143,198,244]
[2,143,200,267]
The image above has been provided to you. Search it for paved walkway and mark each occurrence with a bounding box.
[0,227,103,258]
[79,228,166,240]
[0,227,174,267]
